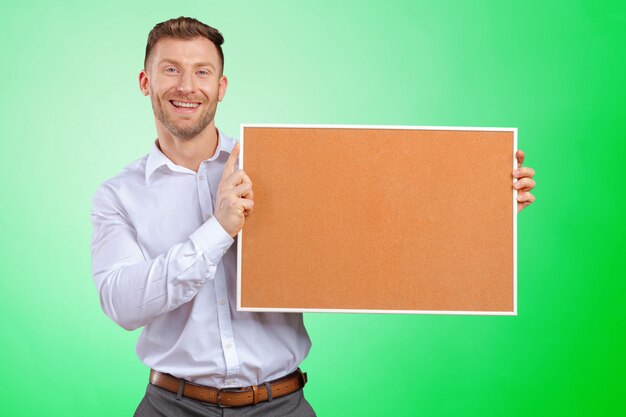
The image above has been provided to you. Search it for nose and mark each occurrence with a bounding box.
[176,71,195,94]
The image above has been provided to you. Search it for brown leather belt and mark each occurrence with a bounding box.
[149,369,308,407]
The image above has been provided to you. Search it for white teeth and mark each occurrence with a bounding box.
[172,100,199,108]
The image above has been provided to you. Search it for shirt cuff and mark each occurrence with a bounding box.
[189,216,234,263]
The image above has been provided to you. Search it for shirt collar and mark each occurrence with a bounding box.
[145,129,235,183]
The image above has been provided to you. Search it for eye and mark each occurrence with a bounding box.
[198,69,210,76]
[164,67,178,74]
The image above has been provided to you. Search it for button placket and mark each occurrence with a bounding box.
[213,261,241,384]
[197,164,213,223]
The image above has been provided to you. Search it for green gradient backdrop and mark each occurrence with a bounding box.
[1,0,624,416]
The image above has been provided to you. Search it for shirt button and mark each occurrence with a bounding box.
[225,343,232,349]
[219,298,226,305]
[198,175,206,181]
[226,379,237,385]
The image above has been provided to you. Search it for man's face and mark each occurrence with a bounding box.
[139,37,227,140]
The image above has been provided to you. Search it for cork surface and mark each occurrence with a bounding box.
[239,126,515,313]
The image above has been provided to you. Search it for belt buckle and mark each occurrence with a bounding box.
[216,388,233,408]
[216,387,246,408]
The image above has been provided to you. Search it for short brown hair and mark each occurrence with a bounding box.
[144,16,225,73]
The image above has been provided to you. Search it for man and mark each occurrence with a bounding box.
[91,16,536,417]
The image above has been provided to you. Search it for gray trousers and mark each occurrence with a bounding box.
[134,383,317,417]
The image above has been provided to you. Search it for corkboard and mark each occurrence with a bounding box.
[237,125,517,315]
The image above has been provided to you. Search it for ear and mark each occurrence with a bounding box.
[218,75,228,102]
[139,70,150,96]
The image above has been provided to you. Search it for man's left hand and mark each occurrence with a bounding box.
[513,150,536,213]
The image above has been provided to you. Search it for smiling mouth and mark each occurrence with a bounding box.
[170,100,201,109]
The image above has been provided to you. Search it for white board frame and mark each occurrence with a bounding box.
[236,124,518,316]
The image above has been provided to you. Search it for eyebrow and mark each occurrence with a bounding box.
[158,59,216,70]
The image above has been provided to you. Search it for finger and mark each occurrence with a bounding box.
[513,177,536,191]
[516,149,525,167]
[238,171,252,186]
[513,166,535,179]
[233,182,253,199]
[221,142,240,183]
[239,198,254,213]
[518,201,531,213]
[224,169,252,189]
[517,191,536,203]
[243,201,255,216]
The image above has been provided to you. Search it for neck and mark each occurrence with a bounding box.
[155,123,219,172]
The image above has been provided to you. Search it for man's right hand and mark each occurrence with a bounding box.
[214,142,254,237]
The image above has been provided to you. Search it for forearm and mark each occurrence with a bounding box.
[92,217,232,330]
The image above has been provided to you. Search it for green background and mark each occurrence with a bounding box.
[1,0,624,415]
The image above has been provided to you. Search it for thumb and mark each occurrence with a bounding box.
[220,142,240,183]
